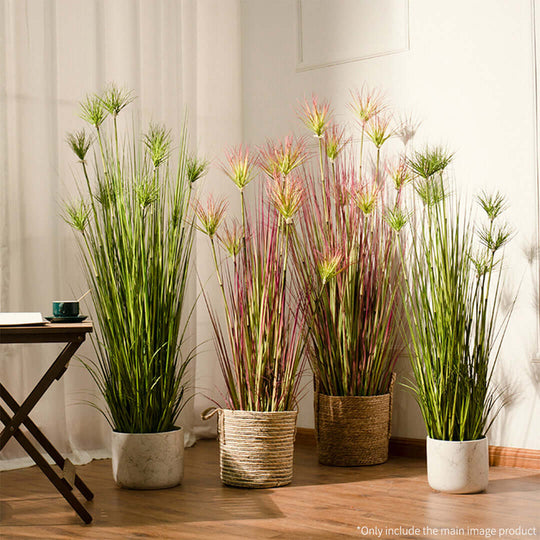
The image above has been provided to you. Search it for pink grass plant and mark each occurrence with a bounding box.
[299,95,331,138]
[222,144,257,191]
[219,219,243,259]
[258,136,308,178]
[293,92,408,397]
[198,145,308,411]
[349,86,387,182]
[386,157,412,192]
[366,114,395,180]
[324,123,350,163]
[267,174,305,224]
[349,86,386,127]
[194,195,228,239]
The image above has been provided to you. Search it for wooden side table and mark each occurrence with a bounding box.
[0,322,94,524]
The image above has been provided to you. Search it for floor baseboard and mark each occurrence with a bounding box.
[488,445,540,469]
[296,427,316,446]
[389,436,426,459]
[296,428,540,470]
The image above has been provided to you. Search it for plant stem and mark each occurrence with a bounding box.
[210,236,232,328]
[318,137,328,223]
[359,126,365,182]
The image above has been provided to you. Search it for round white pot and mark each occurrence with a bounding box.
[111,427,184,490]
[426,436,488,494]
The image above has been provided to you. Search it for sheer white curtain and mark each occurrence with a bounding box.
[0,0,241,470]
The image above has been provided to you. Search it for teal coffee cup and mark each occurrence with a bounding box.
[52,301,79,318]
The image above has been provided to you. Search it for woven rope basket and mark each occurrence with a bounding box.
[203,409,298,488]
[314,374,396,466]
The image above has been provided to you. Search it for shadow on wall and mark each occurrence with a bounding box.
[523,240,539,317]
[392,353,426,440]
[489,242,540,447]
[522,242,540,445]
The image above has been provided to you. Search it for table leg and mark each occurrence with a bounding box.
[0,405,92,524]
[0,340,82,450]
[0,383,94,501]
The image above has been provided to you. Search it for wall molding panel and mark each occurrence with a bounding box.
[296,0,410,72]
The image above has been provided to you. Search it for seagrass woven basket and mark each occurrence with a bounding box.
[314,373,396,466]
[203,408,298,488]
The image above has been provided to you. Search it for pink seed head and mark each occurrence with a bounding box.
[259,136,308,178]
[300,95,331,138]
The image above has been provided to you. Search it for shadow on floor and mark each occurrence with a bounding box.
[486,472,540,493]
[290,441,426,488]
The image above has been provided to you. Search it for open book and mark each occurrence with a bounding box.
[0,312,46,326]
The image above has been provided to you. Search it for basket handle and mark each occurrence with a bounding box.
[201,407,225,443]
[201,407,220,421]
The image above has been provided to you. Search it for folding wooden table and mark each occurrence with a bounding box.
[0,322,94,524]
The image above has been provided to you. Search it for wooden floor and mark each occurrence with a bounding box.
[0,440,538,540]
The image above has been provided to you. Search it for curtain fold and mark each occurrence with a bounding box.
[0,0,241,470]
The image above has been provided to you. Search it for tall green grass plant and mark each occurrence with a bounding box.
[64,86,205,433]
[398,148,512,441]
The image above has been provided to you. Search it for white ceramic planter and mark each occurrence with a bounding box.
[111,427,184,490]
[426,436,489,494]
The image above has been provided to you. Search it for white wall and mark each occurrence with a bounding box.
[240,0,540,449]
[193,0,244,438]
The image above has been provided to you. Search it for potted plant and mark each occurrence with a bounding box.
[64,85,207,489]
[395,146,512,493]
[197,142,306,488]
[293,91,407,466]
